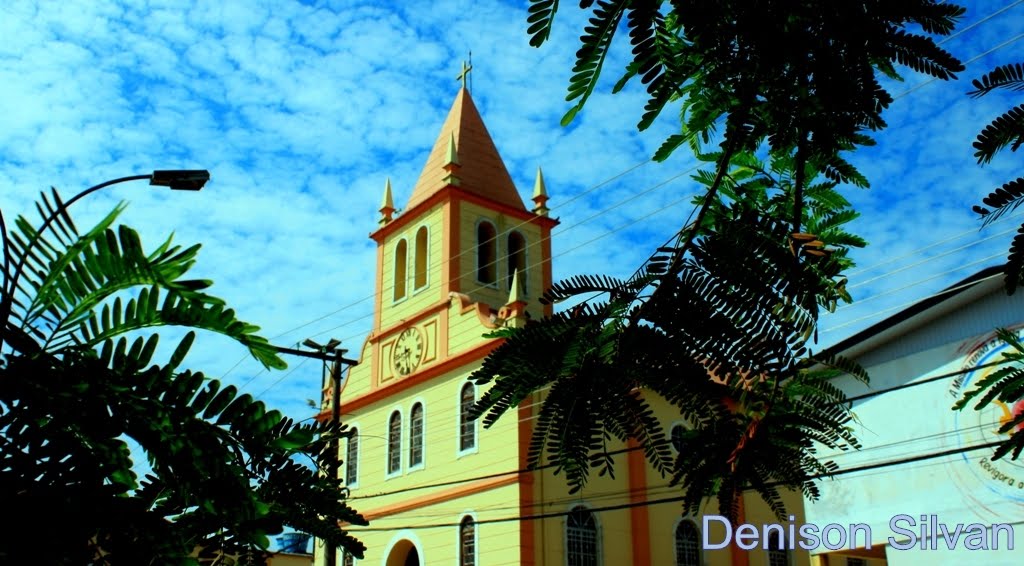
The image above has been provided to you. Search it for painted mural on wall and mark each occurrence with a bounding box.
[946,326,1024,522]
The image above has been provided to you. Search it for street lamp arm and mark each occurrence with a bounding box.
[0,170,210,351]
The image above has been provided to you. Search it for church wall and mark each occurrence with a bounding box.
[340,360,521,513]
[379,203,445,331]
[343,482,523,566]
[631,390,814,566]
[457,201,544,313]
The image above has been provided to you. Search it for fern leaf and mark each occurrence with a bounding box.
[974,177,1024,226]
[526,0,559,47]
[973,104,1024,164]
[969,63,1024,98]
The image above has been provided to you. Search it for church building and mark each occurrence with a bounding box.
[313,77,809,566]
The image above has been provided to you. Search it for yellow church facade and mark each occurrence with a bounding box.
[313,85,812,566]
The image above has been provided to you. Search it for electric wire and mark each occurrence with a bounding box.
[341,357,1019,502]
[344,438,1006,533]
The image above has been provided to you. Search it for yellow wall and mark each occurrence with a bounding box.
[379,204,445,330]
[457,201,545,319]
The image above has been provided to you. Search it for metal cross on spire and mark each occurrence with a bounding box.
[456,55,473,92]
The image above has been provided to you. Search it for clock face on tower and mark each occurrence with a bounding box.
[393,327,424,376]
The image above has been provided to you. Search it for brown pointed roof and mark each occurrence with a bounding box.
[406,88,525,211]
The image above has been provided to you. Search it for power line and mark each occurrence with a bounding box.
[343,357,1020,502]
[345,438,1005,533]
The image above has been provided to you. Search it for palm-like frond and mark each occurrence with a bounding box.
[526,0,560,47]
[0,192,360,562]
[471,201,864,522]
[973,104,1024,164]
[953,328,1024,460]
[969,63,1024,98]
[3,191,283,369]
[968,63,1024,294]
[561,0,629,126]
[974,178,1024,226]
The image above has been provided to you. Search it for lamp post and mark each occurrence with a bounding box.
[0,170,210,350]
[302,337,348,566]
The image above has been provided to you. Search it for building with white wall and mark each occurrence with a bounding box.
[804,266,1024,566]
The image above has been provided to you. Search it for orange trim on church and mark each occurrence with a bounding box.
[443,199,460,294]
[342,339,502,413]
[374,244,384,330]
[373,299,450,342]
[358,475,518,521]
[540,225,554,317]
[370,185,557,244]
[627,438,652,566]
[731,494,750,566]
[518,395,536,566]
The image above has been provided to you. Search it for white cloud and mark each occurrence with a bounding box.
[2,0,1023,431]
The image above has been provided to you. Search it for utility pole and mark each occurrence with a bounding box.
[301,338,352,566]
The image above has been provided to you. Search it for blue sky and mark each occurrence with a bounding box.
[2,0,1024,430]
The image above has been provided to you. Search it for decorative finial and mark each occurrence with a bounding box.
[456,58,473,91]
[532,166,550,216]
[445,132,460,166]
[507,268,524,305]
[379,177,395,225]
[442,132,462,187]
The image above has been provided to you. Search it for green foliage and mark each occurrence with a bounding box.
[471,181,867,521]
[969,64,1024,293]
[0,191,365,564]
[529,0,964,165]
[953,328,1024,461]
[493,0,972,521]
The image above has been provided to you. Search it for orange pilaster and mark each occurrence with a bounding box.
[627,438,652,566]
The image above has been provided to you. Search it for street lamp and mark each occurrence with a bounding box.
[0,170,210,349]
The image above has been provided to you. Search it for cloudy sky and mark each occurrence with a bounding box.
[2,0,1024,430]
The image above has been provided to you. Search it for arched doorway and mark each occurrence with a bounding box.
[386,539,420,566]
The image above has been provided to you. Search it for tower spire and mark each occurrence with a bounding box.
[532,167,550,216]
[379,177,395,226]
[442,132,461,186]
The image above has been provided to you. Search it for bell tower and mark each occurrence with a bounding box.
[370,85,557,336]
[315,73,562,566]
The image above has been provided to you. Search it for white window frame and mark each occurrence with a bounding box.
[457,381,479,458]
[344,422,361,489]
[408,398,426,472]
[393,237,409,303]
[564,503,601,566]
[673,517,702,566]
[385,407,404,479]
[506,229,528,294]
[413,225,430,294]
[474,218,500,288]
[456,511,479,566]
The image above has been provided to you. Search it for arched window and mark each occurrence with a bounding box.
[675,520,701,566]
[459,382,476,452]
[342,551,354,566]
[388,411,401,475]
[394,239,408,301]
[671,423,686,453]
[409,402,424,467]
[345,427,359,486]
[767,548,791,566]
[507,231,526,291]
[566,505,599,566]
[476,221,497,284]
[459,516,476,566]
[414,226,428,290]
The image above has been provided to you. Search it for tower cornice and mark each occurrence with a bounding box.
[369,184,558,243]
